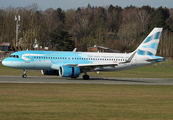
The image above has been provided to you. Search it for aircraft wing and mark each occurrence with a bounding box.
[64,62,118,67]
[63,62,118,71]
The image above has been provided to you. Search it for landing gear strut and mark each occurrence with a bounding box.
[83,74,90,80]
[22,70,27,78]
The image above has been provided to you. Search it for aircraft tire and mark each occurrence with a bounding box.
[83,75,90,80]
[22,74,27,78]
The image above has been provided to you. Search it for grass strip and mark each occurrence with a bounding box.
[0,83,173,120]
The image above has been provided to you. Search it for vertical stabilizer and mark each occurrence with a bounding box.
[136,28,163,56]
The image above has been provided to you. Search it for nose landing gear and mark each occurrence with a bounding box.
[22,70,27,78]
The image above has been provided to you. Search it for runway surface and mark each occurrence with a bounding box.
[0,75,173,85]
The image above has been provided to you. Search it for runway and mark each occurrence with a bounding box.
[0,75,173,85]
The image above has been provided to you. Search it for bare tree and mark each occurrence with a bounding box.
[134,9,150,32]
[71,7,94,51]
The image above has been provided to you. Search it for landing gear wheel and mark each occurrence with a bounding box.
[22,74,27,78]
[83,75,90,80]
[22,70,27,78]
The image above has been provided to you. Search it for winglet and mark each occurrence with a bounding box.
[72,48,77,52]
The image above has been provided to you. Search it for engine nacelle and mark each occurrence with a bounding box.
[41,70,59,75]
[59,66,81,78]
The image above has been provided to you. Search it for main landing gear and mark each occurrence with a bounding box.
[83,73,90,80]
[22,70,27,78]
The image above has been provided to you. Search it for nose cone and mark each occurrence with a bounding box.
[2,58,14,68]
[2,58,8,66]
[2,58,19,68]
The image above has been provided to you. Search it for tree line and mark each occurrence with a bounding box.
[1,4,173,57]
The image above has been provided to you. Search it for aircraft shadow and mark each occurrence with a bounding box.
[67,77,155,84]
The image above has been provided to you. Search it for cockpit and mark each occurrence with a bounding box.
[9,55,19,58]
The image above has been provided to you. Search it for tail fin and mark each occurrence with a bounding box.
[136,28,163,56]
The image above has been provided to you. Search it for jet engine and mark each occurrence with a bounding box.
[59,66,81,78]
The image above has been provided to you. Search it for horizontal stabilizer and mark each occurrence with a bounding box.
[146,56,165,62]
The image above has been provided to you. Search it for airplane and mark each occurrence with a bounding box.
[2,28,164,80]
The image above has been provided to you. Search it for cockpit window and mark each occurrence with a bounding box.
[15,55,19,58]
[9,55,19,58]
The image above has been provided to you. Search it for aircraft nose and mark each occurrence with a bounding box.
[2,58,13,68]
[2,58,19,68]
[2,59,7,66]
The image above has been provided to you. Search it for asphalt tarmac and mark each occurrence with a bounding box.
[0,75,173,85]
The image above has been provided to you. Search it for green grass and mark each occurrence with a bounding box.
[0,84,173,120]
[1,60,173,78]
